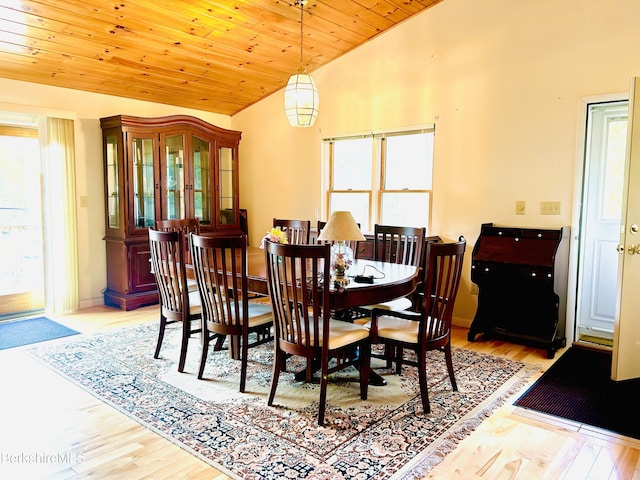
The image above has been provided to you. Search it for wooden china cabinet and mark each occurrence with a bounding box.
[101,114,242,310]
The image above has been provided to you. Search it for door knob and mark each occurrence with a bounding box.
[632,224,639,234]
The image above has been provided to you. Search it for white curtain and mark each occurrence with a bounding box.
[40,117,79,313]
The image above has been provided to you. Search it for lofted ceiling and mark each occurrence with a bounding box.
[0,0,443,116]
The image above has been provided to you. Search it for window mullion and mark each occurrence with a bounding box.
[371,137,382,228]
[328,141,335,189]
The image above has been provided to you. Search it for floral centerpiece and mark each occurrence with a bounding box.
[259,227,288,249]
[332,251,352,277]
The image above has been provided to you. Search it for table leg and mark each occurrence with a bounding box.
[367,368,387,386]
[292,352,387,386]
[228,335,240,360]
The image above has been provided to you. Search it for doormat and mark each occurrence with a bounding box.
[29,322,535,479]
[0,317,79,350]
[515,346,640,439]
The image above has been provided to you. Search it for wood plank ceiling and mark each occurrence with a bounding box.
[0,0,443,116]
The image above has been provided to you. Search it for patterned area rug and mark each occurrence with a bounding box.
[30,323,534,479]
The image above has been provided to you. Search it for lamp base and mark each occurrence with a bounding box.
[332,274,350,287]
[330,241,354,277]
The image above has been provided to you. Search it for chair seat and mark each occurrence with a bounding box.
[202,298,272,327]
[353,315,371,326]
[246,302,273,328]
[301,319,370,350]
[187,278,198,293]
[188,290,202,315]
[362,296,413,312]
[365,315,420,344]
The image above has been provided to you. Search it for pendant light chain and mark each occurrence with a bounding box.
[297,0,305,71]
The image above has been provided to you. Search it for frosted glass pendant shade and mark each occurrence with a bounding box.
[284,73,319,128]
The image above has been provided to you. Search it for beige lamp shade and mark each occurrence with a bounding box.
[317,211,366,241]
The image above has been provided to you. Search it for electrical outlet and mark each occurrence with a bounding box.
[515,200,525,215]
[540,201,561,215]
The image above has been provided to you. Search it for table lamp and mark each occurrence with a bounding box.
[317,211,366,284]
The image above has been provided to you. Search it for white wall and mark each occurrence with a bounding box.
[231,0,640,326]
[0,80,230,308]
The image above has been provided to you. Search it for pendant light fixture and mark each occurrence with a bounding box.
[284,0,319,128]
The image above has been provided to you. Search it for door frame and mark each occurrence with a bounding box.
[0,123,45,319]
[567,91,628,347]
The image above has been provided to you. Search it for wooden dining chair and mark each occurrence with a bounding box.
[156,218,201,263]
[264,240,370,426]
[367,236,466,414]
[148,228,202,372]
[357,224,426,314]
[156,218,201,293]
[273,218,311,245]
[156,217,201,233]
[190,233,273,391]
[374,224,425,267]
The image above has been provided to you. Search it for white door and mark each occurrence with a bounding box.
[576,102,627,344]
[612,77,640,381]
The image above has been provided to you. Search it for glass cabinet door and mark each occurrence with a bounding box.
[219,145,236,225]
[192,135,211,225]
[131,136,156,228]
[105,134,119,229]
[164,134,185,220]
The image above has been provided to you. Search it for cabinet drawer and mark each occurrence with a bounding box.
[472,261,554,285]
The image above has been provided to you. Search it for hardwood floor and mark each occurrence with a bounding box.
[1,305,638,479]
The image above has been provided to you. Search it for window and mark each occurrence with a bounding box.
[323,126,434,232]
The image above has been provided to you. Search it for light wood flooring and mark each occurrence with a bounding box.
[1,305,639,479]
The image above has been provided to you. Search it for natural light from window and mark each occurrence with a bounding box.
[324,127,434,232]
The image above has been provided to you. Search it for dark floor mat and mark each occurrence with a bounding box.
[515,347,640,439]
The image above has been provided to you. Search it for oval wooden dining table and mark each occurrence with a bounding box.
[244,246,420,311]
[186,246,420,385]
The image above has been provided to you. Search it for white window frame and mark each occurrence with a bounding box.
[322,125,435,233]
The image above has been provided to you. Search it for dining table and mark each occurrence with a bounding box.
[243,246,420,310]
[188,245,420,386]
